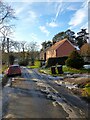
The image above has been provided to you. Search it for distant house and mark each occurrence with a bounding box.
[40,39,79,61]
[40,47,49,61]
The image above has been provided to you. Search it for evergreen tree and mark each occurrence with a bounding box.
[76,29,89,48]
[65,50,84,69]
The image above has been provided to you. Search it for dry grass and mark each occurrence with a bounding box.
[64,77,90,87]
[64,77,90,102]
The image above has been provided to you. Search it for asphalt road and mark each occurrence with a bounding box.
[2,67,89,119]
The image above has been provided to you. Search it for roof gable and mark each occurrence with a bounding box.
[48,38,74,51]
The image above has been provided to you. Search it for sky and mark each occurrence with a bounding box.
[3,0,90,49]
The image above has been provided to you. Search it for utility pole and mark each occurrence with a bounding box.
[7,38,9,66]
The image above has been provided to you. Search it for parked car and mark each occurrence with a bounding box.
[6,65,21,76]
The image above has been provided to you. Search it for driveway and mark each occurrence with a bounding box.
[2,67,89,119]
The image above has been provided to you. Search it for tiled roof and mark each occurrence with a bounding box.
[48,39,68,51]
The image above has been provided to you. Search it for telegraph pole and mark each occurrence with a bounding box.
[7,38,9,66]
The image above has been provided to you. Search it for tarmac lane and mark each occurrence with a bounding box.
[2,67,89,119]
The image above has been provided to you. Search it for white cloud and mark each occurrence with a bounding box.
[22,0,33,2]
[67,6,77,11]
[31,33,38,41]
[68,0,88,29]
[82,0,90,8]
[4,0,87,3]
[54,2,63,22]
[39,26,50,36]
[15,7,24,15]
[69,8,87,29]
[47,0,84,2]
[47,21,58,27]
[25,10,38,23]
[28,11,37,20]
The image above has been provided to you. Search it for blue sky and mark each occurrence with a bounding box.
[3,0,89,49]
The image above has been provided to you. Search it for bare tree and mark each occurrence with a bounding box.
[0,1,15,27]
[1,25,14,53]
[20,41,27,60]
[0,1,16,53]
[27,41,38,65]
[6,38,20,53]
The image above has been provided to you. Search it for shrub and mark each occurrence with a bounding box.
[65,50,84,69]
[19,59,29,66]
[46,56,68,68]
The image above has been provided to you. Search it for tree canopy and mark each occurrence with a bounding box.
[76,29,89,48]
[41,28,89,51]
[80,43,90,57]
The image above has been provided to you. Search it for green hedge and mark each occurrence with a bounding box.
[46,56,68,68]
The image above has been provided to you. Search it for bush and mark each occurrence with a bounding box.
[46,56,68,68]
[19,59,29,66]
[65,50,84,69]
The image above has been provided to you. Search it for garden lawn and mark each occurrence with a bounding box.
[27,60,40,69]
[63,65,90,74]
[39,65,90,75]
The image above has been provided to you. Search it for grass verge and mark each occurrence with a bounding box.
[27,60,40,69]
[39,65,90,75]
[63,66,90,74]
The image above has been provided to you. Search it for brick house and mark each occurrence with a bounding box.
[40,39,79,61]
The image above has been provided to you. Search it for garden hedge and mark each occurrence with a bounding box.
[45,56,68,68]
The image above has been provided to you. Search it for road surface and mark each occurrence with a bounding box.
[2,67,89,119]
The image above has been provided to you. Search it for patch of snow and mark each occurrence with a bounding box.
[40,87,50,94]
[32,78,40,82]
[47,75,64,80]
[55,80,65,87]
[65,83,78,90]
[36,81,50,89]
[46,91,78,118]
[4,114,15,118]
[55,80,78,89]
[84,65,90,69]
[5,79,12,87]
[12,78,15,82]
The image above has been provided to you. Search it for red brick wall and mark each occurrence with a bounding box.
[56,41,75,57]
